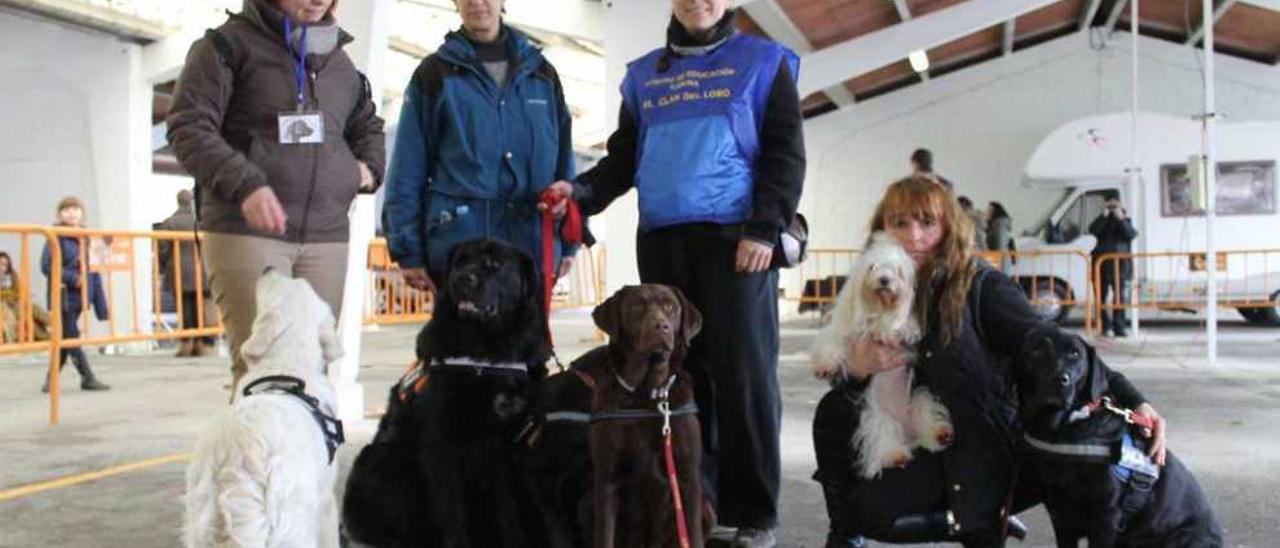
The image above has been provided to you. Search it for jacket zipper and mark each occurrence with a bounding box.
[298,69,321,243]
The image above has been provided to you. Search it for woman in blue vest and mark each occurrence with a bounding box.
[550,2,805,545]
[383,0,577,293]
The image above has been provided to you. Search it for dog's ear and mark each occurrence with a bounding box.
[241,310,287,362]
[1082,338,1109,402]
[670,286,702,346]
[592,288,625,340]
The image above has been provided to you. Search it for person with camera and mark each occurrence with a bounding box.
[1089,192,1139,337]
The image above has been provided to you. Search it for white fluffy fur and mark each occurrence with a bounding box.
[811,232,953,479]
[184,270,344,547]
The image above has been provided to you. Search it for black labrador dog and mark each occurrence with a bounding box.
[343,238,551,547]
[1015,325,1223,547]
[524,284,710,548]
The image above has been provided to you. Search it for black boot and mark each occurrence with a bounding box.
[71,350,110,391]
[1006,515,1028,541]
[40,360,67,394]
[876,511,956,543]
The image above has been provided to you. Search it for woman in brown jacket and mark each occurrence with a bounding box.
[167,0,385,390]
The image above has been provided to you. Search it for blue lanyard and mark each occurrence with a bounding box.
[283,17,309,109]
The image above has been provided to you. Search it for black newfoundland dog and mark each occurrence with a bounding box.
[342,238,551,547]
[1015,324,1223,547]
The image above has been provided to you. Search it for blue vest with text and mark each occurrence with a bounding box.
[622,33,799,231]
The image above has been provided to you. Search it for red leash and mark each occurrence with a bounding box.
[537,189,582,320]
[1085,397,1155,430]
[659,401,692,548]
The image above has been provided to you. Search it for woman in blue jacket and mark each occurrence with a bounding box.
[383,0,577,293]
[549,2,806,545]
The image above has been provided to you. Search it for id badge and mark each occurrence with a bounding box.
[278,110,324,144]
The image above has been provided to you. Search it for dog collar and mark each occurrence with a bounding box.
[613,370,678,401]
[430,356,529,376]
[242,375,345,464]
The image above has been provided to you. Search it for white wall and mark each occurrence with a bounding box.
[801,32,1280,254]
[597,0,673,291]
[0,8,152,335]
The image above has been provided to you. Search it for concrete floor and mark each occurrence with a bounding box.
[1,310,1277,547]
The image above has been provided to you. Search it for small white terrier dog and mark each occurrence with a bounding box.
[184,269,345,547]
[811,232,953,479]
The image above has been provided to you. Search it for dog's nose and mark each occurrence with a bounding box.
[1057,372,1071,387]
[878,276,892,287]
[654,320,671,334]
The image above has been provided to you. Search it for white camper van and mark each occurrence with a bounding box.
[1011,112,1280,326]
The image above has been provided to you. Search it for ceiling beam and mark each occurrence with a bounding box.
[1104,0,1130,34]
[1237,0,1280,9]
[892,0,913,21]
[796,0,1059,96]
[1187,0,1240,45]
[740,0,855,106]
[0,0,166,42]
[1003,19,1016,55]
[1079,0,1104,30]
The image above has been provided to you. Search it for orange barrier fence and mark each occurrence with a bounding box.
[1093,249,1280,325]
[0,225,223,425]
[362,240,608,325]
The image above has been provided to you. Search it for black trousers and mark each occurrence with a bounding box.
[813,385,1039,547]
[636,227,781,529]
[1099,270,1131,334]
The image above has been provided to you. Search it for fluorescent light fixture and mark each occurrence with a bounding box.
[908,50,930,73]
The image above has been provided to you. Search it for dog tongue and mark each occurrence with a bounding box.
[876,289,896,308]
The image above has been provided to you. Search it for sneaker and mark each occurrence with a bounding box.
[733,527,777,548]
[709,525,738,543]
[825,532,867,548]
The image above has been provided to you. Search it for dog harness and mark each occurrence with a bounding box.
[428,356,529,376]
[1023,398,1161,534]
[241,375,345,464]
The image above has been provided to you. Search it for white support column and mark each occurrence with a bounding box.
[332,0,392,424]
[88,41,154,348]
[595,0,670,293]
[1203,0,1219,366]
[1128,0,1142,336]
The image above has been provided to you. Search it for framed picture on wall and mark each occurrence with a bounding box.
[1161,160,1277,217]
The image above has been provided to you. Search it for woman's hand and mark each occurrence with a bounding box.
[357,161,376,191]
[1133,403,1167,466]
[847,338,909,378]
[540,181,575,219]
[402,268,436,293]
[735,239,773,273]
[241,187,287,236]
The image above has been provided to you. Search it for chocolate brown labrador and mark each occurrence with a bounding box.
[589,284,709,548]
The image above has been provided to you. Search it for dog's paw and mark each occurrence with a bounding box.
[882,447,913,469]
[810,354,846,380]
[920,424,954,452]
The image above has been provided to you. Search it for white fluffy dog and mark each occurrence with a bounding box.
[811,232,953,479]
[184,269,345,547]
